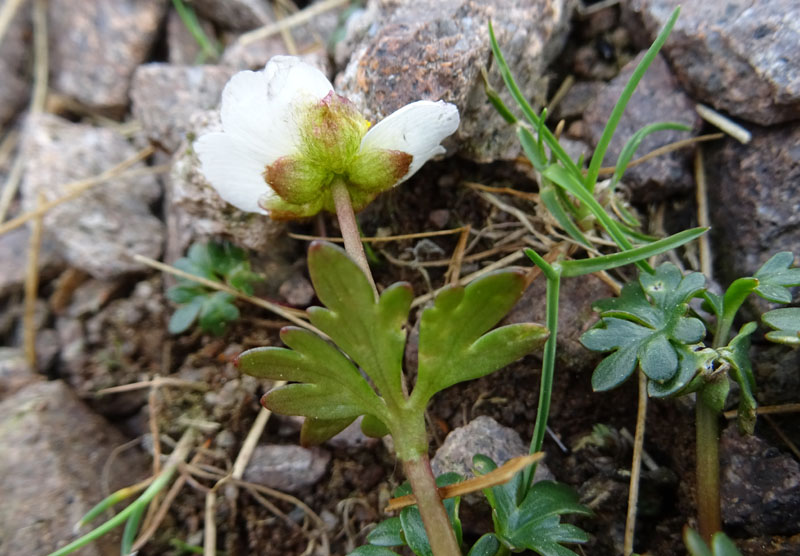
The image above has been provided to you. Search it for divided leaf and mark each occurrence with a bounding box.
[753,252,800,304]
[411,269,548,407]
[762,307,800,346]
[306,242,413,407]
[474,456,590,556]
[581,263,707,391]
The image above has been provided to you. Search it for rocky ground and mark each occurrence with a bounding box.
[0,0,799,555]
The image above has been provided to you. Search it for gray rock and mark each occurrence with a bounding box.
[20,113,164,279]
[553,81,604,121]
[324,416,379,452]
[0,348,38,401]
[0,226,65,297]
[279,274,315,307]
[583,52,700,202]
[739,536,800,556]
[627,0,800,125]
[720,424,800,537]
[0,2,31,127]
[166,110,285,260]
[706,123,800,281]
[431,415,554,483]
[221,35,334,73]
[244,444,330,492]
[335,0,572,162]
[48,0,166,111]
[167,8,218,65]
[192,0,272,30]
[0,380,148,555]
[131,64,236,152]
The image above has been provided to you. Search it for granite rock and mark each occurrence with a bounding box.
[626,0,800,125]
[131,64,236,152]
[244,444,330,492]
[706,123,800,280]
[0,1,31,127]
[583,52,700,202]
[0,348,38,401]
[336,0,572,163]
[0,380,148,555]
[432,415,554,483]
[21,113,163,279]
[48,0,165,111]
[721,424,800,537]
[166,110,285,260]
[0,226,65,297]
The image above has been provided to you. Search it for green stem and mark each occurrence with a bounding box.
[525,252,562,487]
[695,399,721,541]
[331,179,377,297]
[402,455,462,556]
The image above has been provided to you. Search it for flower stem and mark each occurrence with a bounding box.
[696,398,721,541]
[331,178,377,297]
[402,455,462,556]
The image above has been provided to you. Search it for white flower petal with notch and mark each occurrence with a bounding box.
[359,100,460,184]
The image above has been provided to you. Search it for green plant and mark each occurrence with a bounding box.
[580,252,800,539]
[684,528,742,556]
[238,241,548,555]
[167,241,262,336]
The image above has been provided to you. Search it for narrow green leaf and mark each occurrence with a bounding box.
[585,6,681,189]
[121,502,146,556]
[518,124,549,172]
[539,183,591,247]
[684,527,713,556]
[720,322,758,434]
[612,122,691,188]
[720,277,759,326]
[560,227,707,277]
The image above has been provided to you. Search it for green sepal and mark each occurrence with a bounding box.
[753,252,800,304]
[762,307,800,346]
[300,417,356,446]
[411,270,548,408]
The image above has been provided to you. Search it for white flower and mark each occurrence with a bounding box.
[195,56,460,220]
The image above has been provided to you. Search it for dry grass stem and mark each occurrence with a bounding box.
[0,0,26,46]
[95,376,207,395]
[464,181,539,202]
[445,225,471,286]
[273,0,299,55]
[410,250,525,308]
[289,226,467,243]
[723,403,800,419]
[595,133,725,176]
[0,129,19,167]
[132,254,319,334]
[23,193,45,368]
[694,147,712,279]
[0,147,159,236]
[696,104,751,144]
[237,0,349,46]
[30,0,48,115]
[0,150,25,223]
[624,370,648,556]
[546,75,574,118]
[204,490,217,556]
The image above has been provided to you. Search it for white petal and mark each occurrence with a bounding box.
[359,100,460,183]
[195,132,275,214]
[219,57,334,164]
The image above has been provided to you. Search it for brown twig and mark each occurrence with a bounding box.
[694,147,712,279]
[723,403,800,419]
[23,193,44,368]
[624,370,648,556]
[445,225,470,286]
[288,226,467,243]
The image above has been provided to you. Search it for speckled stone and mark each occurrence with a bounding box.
[48,0,165,111]
[0,380,149,555]
[166,109,286,260]
[626,0,800,125]
[336,0,572,163]
[721,424,800,537]
[20,114,164,279]
[0,2,31,127]
[244,444,330,492]
[131,64,236,152]
[583,52,700,202]
[706,123,800,281]
[192,0,272,30]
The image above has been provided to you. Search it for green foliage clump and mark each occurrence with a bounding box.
[167,241,262,336]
